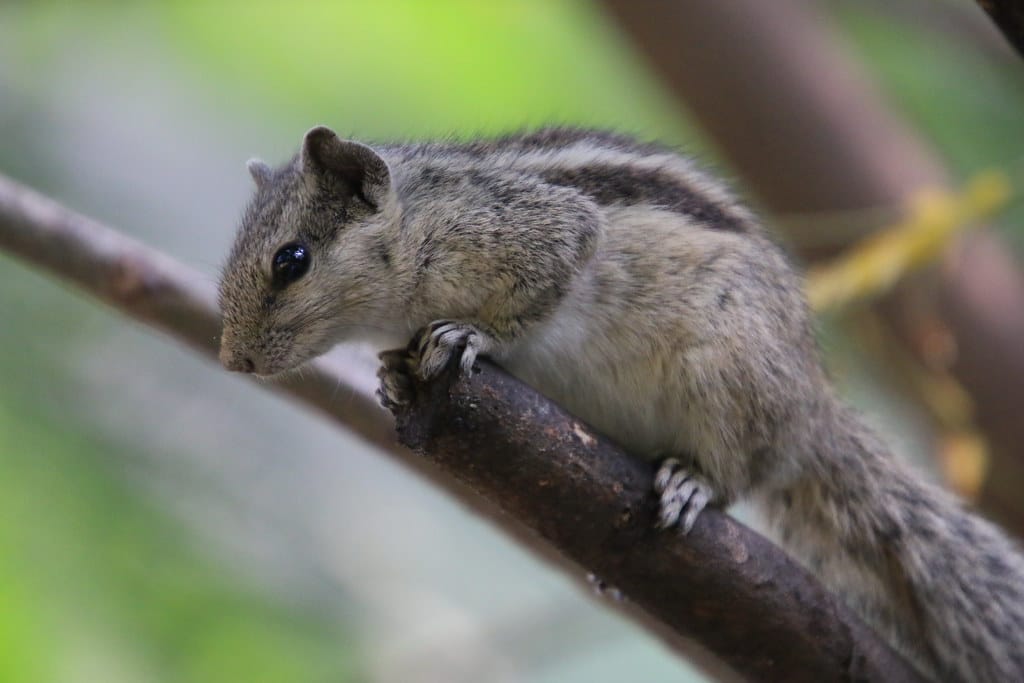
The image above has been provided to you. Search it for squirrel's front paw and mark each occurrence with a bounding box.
[412,320,493,381]
[654,458,715,534]
[376,348,417,409]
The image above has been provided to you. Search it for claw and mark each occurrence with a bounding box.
[379,320,492,410]
[415,320,489,381]
[654,458,715,534]
[377,348,416,409]
[653,457,680,494]
[680,487,711,534]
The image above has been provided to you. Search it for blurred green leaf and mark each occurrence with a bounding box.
[0,393,358,683]
[159,0,687,139]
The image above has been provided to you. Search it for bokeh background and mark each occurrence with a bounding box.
[2,1,1024,682]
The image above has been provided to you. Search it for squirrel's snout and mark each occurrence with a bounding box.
[219,335,257,374]
[224,354,255,373]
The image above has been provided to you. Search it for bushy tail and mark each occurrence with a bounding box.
[763,404,1024,682]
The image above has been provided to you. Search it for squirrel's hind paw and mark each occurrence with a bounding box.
[654,458,714,534]
[413,320,492,381]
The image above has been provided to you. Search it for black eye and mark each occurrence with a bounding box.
[271,242,311,288]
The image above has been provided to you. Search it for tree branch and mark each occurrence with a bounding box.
[975,0,1024,58]
[0,174,926,681]
[393,360,926,682]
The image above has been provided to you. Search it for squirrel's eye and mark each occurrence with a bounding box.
[271,242,311,288]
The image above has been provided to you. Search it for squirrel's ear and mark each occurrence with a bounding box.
[301,125,392,209]
[247,159,273,187]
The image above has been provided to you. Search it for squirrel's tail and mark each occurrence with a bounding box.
[762,402,1024,682]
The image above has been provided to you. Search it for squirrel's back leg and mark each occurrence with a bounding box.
[654,457,718,533]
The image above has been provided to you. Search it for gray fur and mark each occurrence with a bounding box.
[219,126,1024,681]
[246,159,273,187]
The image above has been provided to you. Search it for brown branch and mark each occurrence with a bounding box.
[0,173,927,681]
[975,0,1024,58]
[601,0,1024,536]
[394,361,926,682]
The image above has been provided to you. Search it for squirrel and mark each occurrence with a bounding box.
[218,125,1024,682]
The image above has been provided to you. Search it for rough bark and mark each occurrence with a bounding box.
[393,359,926,683]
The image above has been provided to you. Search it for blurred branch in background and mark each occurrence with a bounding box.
[974,0,1024,57]
[827,0,1019,63]
[601,0,1024,536]
[0,174,926,683]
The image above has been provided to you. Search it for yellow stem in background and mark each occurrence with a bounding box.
[805,171,1014,499]
[806,171,1012,313]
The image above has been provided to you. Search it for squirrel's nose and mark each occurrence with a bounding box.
[219,345,256,374]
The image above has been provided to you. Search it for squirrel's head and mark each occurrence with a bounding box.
[218,126,400,376]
